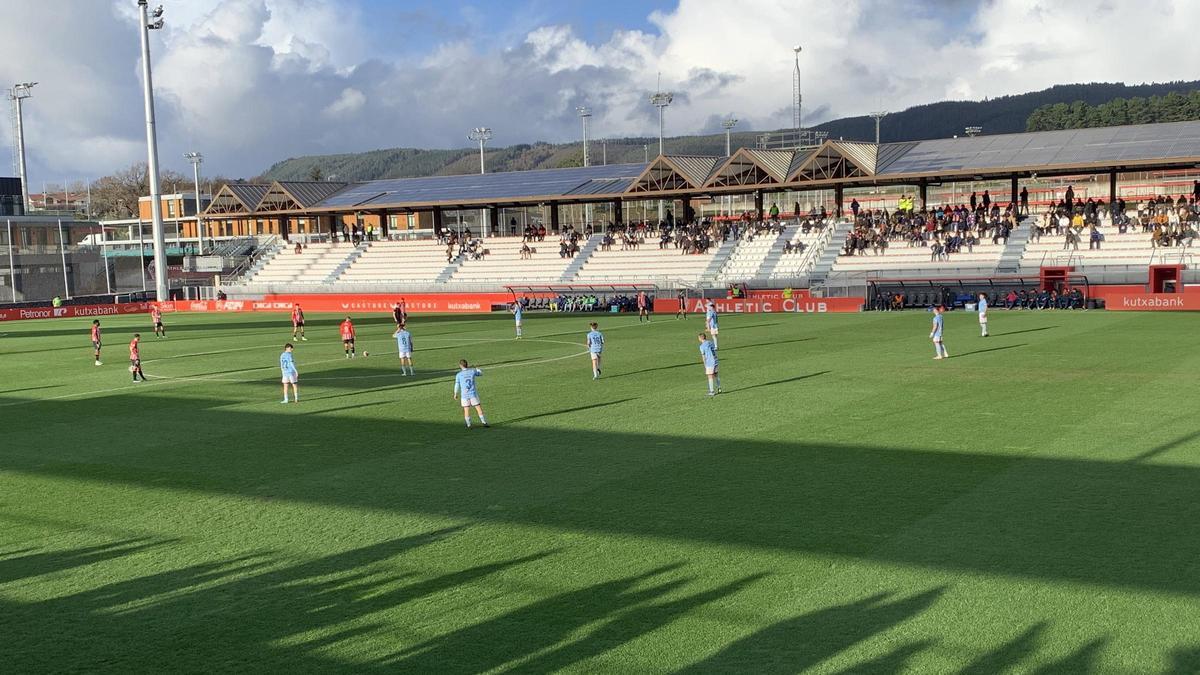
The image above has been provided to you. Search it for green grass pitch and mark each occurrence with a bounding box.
[1,308,1199,673]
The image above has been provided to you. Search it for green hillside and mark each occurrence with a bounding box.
[259,81,1200,182]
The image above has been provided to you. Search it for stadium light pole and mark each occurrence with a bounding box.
[870,111,887,144]
[184,151,204,254]
[8,82,36,213]
[649,76,673,156]
[469,127,492,174]
[793,45,803,145]
[576,106,592,167]
[722,117,738,156]
[137,0,169,301]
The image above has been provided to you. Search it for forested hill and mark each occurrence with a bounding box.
[259,81,1200,183]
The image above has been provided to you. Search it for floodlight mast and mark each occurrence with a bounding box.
[649,73,672,156]
[722,117,738,156]
[468,127,492,174]
[793,45,802,139]
[137,0,169,301]
[184,151,203,254]
[870,111,887,144]
[8,82,36,213]
[576,106,592,167]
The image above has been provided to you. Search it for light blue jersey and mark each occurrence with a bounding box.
[394,329,413,353]
[700,340,718,369]
[280,350,297,374]
[454,368,483,400]
[705,307,718,330]
[977,298,988,314]
[586,329,605,354]
[513,306,523,323]
[932,313,944,338]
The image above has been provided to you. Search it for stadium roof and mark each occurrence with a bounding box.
[204,120,1200,218]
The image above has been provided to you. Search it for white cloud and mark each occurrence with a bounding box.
[323,88,366,118]
[1,0,1199,186]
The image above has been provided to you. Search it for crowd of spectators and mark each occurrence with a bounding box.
[519,293,654,313]
[1030,188,1200,250]
[842,195,1018,261]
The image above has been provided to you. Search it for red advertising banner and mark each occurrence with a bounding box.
[1104,293,1200,311]
[654,296,862,314]
[155,293,520,315]
[0,302,151,322]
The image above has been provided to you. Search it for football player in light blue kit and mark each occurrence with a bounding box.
[977,292,989,337]
[930,305,949,360]
[698,332,721,396]
[511,302,523,339]
[453,359,489,428]
[279,343,299,403]
[705,301,720,348]
[585,321,605,380]
[393,322,415,375]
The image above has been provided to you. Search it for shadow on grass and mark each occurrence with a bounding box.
[0,384,62,395]
[4,390,1200,601]
[677,587,946,673]
[502,397,641,426]
[720,322,781,331]
[1128,429,1200,463]
[3,386,1200,669]
[992,326,1058,337]
[725,370,831,394]
[717,337,816,353]
[606,362,694,379]
[951,343,1027,359]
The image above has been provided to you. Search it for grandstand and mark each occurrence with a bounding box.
[339,239,455,283]
[448,237,583,283]
[1019,225,1192,270]
[206,120,1200,295]
[245,242,353,284]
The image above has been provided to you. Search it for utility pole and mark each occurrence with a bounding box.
[137,0,169,301]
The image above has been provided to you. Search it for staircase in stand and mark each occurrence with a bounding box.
[996,215,1034,274]
[560,235,602,282]
[806,219,855,284]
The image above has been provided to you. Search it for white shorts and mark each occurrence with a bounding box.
[932,336,943,343]
[708,326,719,334]
[705,366,718,375]
[282,372,298,384]
[979,313,988,323]
[398,351,412,359]
[461,396,480,407]
[590,351,602,359]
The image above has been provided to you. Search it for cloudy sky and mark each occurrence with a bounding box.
[2,0,1198,187]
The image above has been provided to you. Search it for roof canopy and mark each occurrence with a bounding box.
[204,120,1200,218]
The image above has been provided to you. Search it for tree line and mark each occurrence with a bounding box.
[1026,90,1200,131]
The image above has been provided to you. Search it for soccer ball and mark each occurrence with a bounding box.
[362,351,369,357]
[128,365,136,373]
